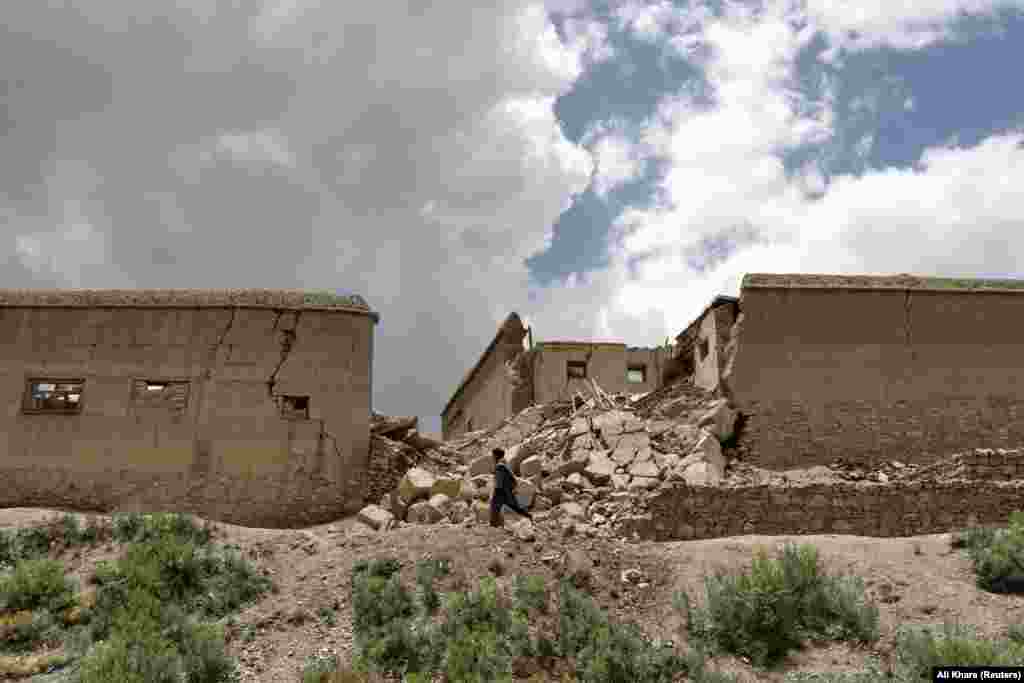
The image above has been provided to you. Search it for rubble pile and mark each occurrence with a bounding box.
[357,380,1024,541]
[358,379,748,539]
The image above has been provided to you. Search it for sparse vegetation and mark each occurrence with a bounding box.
[678,543,879,666]
[954,511,1024,593]
[893,622,1024,678]
[0,512,270,681]
[344,554,717,683]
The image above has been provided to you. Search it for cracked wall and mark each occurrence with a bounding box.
[0,304,374,527]
[727,285,1024,469]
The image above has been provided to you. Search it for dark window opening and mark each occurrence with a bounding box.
[24,379,84,414]
[132,379,190,412]
[567,360,588,379]
[280,395,310,420]
[627,365,647,384]
[467,418,475,432]
[698,338,710,361]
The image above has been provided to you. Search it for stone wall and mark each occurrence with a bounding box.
[728,281,1024,469]
[629,464,1024,542]
[363,435,415,506]
[0,296,376,528]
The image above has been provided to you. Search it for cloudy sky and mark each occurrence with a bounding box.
[3,0,1024,433]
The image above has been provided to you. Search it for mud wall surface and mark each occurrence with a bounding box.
[728,284,1024,469]
[0,304,374,527]
[532,344,664,404]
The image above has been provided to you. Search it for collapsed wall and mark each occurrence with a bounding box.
[627,448,1024,542]
[726,274,1024,470]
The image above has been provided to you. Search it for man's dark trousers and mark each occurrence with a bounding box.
[489,491,531,527]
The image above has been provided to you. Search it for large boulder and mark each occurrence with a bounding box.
[681,461,722,486]
[469,453,496,477]
[558,501,588,521]
[398,467,436,504]
[431,477,462,500]
[698,399,738,443]
[628,476,659,491]
[428,493,453,516]
[611,473,631,491]
[519,455,544,478]
[628,459,661,479]
[515,480,537,508]
[357,505,395,531]
[407,500,445,524]
[682,430,726,471]
[555,452,590,477]
[584,453,616,486]
[591,411,629,437]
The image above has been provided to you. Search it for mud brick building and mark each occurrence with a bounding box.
[726,273,1024,469]
[0,289,378,527]
[441,313,667,440]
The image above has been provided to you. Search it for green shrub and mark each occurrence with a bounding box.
[1,608,63,652]
[351,557,433,675]
[0,558,76,612]
[680,543,878,666]
[1008,623,1024,644]
[0,525,55,568]
[76,588,235,683]
[111,512,213,547]
[558,580,685,683]
[894,622,1024,678]
[957,512,1024,593]
[513,574,547,614]
[415,557,450,615]
[783,658,885,682]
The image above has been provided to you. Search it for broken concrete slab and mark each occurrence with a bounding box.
[611,473,631,491]
[591,410,630,437]
[357,505,395,531]
[570,417,590,437]
[398,467,436,504]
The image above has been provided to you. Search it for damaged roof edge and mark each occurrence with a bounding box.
[741,273,1024,292]
[442,312,525,419]
[675,295,740,342]
[0,289,380,322]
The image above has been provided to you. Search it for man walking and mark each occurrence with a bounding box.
[490,447,533,528]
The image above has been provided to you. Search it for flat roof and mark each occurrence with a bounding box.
[0,289,379,321]
[742,273,1024,292]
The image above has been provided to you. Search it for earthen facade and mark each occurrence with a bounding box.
[0,289,378,527]
[441,314,666,440]
[726,273,1024,470]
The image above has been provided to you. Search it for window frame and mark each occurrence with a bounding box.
[278,395,311,420]
[567,360,588,380]
[697,337,710,361]
[22,378,86,415]
[626,364,647,384]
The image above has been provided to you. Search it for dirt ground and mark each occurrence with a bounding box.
[2,507,1021,683]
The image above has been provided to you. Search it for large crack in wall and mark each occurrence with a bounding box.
[266,310,301,399]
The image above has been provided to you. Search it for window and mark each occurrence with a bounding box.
[627,365,647,384]
[132,379,190,412]
[466,418,474,432]
[23,379,84,414]
[279,395,310,420]
[698,338,710,361]
[567,360,587,380]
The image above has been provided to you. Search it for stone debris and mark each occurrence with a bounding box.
[360,376,971,541]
